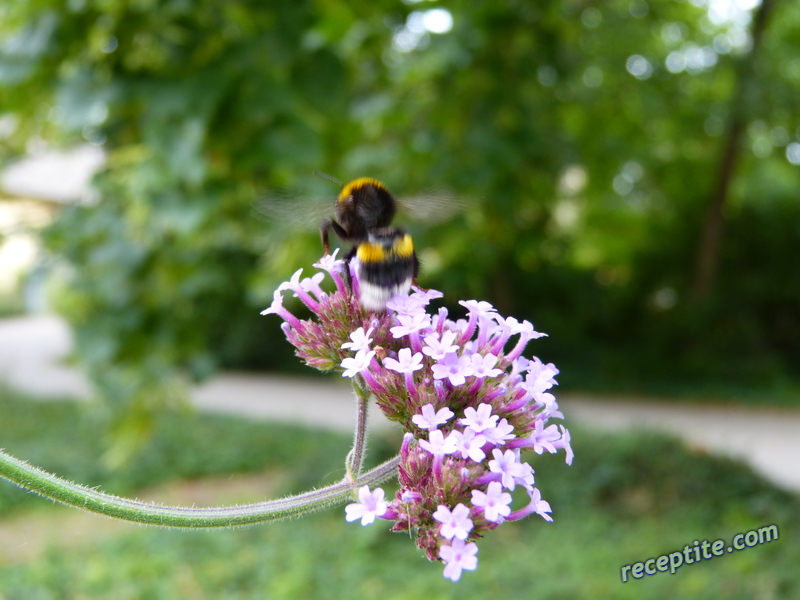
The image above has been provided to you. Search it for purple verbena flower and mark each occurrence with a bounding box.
[383,348,424,374]
[260,289,302,328]
[312,248,341,272]
[422,330,459,360]
[390,311,431,338]
[419,429,457,456]
[471,481,512,523]
[431,352,473,386]
[341,326,374,353]
[469,353,503,378]
[386,293,427,316]
[411,286,444,304]
[345,486,387,526]
[555,425,574,465]
[433,503,474,540]
[440,539,479,582]
[529,487,553,522]
[450,428,488,462]
[459,299,497,318]
[261,254,572,582]
[488,448,534,491]
[412,404,454,431]
[460,403,499,435]
[299,271,327,300]
[528,420,563,455]
[341,349,375,378]
[482,417,516,446]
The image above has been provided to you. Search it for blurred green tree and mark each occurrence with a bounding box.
[1,0,798,452]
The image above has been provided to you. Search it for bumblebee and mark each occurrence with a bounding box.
[319,176,419,311]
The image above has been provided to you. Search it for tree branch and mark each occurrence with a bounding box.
[689,0,776,303]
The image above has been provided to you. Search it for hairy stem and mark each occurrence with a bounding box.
[345,376,371,485]
[0,449,399,528]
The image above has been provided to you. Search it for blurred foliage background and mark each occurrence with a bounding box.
[1,0,799,425]
[1,2,799,597]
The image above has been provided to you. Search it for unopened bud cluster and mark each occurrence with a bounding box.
[262,252,573,582]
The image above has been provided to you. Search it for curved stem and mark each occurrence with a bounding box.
[0,449,399,528]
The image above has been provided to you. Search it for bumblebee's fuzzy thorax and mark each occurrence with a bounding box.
[334,178,396,242]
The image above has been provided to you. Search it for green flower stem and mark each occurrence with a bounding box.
[0,448,400,528]
[345,376,371,484]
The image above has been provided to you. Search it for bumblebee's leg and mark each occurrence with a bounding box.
[411,252,427,290]
[320,218,349,255]
[320,218,333,255]
[342,245,358,290]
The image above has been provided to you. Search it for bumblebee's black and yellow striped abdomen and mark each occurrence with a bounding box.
[355,228,419,312]
[356,230,414,264]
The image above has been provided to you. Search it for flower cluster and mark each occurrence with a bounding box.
[262,254,573,582]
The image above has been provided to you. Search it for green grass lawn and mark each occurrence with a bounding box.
[1,388,798,599]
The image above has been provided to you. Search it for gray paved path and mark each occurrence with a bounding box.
[2,314,799,493]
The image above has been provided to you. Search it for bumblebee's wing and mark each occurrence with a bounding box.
[396,192,472,224]
[252,192,334,232]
